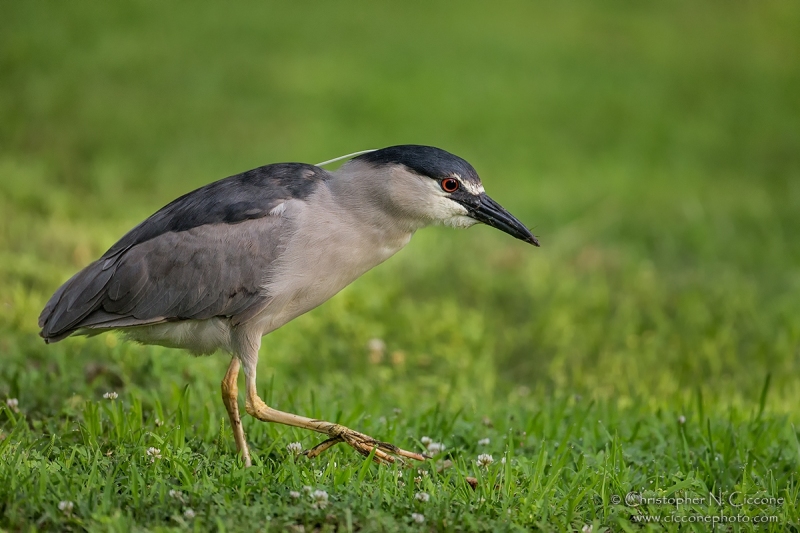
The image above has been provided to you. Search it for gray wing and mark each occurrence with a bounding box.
[39,163,328,341]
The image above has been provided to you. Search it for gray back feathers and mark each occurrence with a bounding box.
[39,163,328,342]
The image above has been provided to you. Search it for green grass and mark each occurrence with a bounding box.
[2,1,800,531]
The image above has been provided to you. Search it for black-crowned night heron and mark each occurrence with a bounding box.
[39,145,539,467]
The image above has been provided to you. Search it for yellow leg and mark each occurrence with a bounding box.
[221,357,252,467]
[243,377,427,464]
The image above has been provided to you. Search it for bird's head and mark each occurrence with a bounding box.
[342,145,539,246]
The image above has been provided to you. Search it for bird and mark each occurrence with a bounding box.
[39,144,539,467]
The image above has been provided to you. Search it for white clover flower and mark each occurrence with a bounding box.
[146,447,162,461]
[678,415,686,425]
[311,489,329,509]
[411,512,425,524]
[367,338,386,353]
[582,525,593,533]
[289,490,301,499]
[168,489,185,502]
[303,485,313,493]
[420,436,432,445]
[103,392,118,400]
[414,492,430,503]
[368,338,386,364]
[476,453,494,467]
[58,500,74,514]
[287,442,303,456]
[5,398,19,412]
[426,442,445,454]
[478,438,490,446]
[183,508,195,519]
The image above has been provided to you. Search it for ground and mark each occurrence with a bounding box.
[1,2,799,531]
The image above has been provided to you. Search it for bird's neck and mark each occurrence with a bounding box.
[327,166,426,237]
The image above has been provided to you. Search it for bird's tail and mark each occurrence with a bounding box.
[38,260,116,343]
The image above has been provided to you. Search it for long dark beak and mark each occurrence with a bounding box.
[464,194,540,246]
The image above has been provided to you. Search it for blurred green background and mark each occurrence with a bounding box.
[2,2,800,529]
[3,1,798,406]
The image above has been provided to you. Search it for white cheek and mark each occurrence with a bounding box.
[429,196,466,218]
[443,215,479,229]
[431,198,478,228]
[397,176,478,228]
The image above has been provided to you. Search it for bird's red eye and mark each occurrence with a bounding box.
[441,178,459,193]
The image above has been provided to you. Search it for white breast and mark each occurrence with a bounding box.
[255,188,413,335]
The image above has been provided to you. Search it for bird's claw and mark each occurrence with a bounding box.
[303,425,429,464]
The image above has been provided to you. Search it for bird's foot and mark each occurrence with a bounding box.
[304,424,428,464]
[243,394,427,464]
